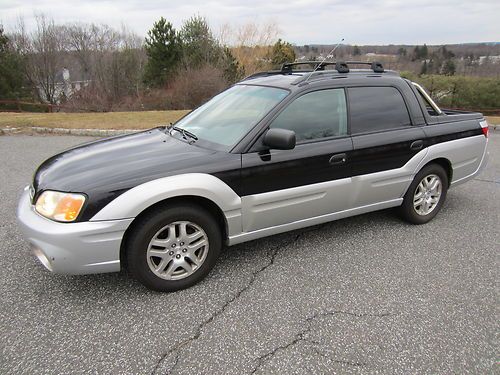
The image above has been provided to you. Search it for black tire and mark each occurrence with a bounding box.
[399,163,449,225]
[126,203,222,292]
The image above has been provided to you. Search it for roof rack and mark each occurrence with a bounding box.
[242,61,386,82]
[282,61,384,74]
[338,61,384,73]
[281,61,329,72]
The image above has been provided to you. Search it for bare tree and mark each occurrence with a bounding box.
[41,21,146,110]
[218,21,280,75]
[13,15,66,104]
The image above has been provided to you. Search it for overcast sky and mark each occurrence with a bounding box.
[1,0,499,45]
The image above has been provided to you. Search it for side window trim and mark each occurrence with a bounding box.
[347,85,413,136]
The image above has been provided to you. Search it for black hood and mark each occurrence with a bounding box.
[33,128,241,221]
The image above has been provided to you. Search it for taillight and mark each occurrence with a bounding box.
[479,120,489,138]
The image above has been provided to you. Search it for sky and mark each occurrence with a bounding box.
[1,0,499,45]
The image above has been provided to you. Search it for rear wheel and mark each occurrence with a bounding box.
[400,164,448,224]
[126,203,222,292]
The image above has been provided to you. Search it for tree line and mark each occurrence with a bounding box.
[0,16,295,111]
[1,16,498,112]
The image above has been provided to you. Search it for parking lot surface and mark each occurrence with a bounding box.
[0,133,498,374]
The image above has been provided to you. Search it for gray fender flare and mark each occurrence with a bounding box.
[90,174,242,235]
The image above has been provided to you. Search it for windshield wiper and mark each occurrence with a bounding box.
[171,125,198,141]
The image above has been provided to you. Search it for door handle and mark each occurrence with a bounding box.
[329,153,347,165]
[410,140,424,151]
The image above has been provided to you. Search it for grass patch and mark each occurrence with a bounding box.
[0,111,498,130]
[487,116,499,125]
[0,110,189,130]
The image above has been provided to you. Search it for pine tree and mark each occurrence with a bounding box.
[179,15,217,68]
[269,39,296,67]
[442,60,456,76]
[420,61,428,75]
[421,44,428,59]
[143,18,182,87]
[0,26,27,99]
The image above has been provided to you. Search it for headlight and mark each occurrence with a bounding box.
[35,191,86,222]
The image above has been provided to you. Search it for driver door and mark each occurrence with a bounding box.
[240,88,354,232]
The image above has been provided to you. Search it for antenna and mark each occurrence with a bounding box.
[304,38,344,83]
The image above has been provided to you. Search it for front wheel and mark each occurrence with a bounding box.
[126,203,222,292]
[399,164,448,224]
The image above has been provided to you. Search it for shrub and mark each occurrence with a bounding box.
[401,72,500,110]
[164,65,230,109]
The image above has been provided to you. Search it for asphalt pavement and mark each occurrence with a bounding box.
[0,133,498,374]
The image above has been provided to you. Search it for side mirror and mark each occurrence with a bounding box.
[262,128,296,150]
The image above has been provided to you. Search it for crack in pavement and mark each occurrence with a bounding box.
[249,310,397,374]
[151,232,304,375]
[473,177,499,184]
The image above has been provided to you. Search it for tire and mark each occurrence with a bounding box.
[399,163,449,225]
[126,203,222,292]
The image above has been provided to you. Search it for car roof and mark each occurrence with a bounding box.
[239,69,404,91]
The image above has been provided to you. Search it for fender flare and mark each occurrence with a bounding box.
[90,173,242,222]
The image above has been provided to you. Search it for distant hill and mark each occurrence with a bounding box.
[293,43,500,78]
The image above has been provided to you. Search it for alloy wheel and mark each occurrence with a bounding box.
[146,221,209,280]
[413,174,442,216]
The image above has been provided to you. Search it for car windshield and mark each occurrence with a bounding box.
[172,84,289,150]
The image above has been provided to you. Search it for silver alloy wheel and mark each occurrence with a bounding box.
[413,174,442,216]
[146,221,209,280]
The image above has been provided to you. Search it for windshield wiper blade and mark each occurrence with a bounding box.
[171,125,198,141]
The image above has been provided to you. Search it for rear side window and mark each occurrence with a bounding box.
[270,88,347,142]
[348,87,411,134]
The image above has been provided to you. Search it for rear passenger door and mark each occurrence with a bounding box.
[240,88,353,232]
[348,86,426,207]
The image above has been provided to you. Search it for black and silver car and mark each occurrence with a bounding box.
[17,61,489,292]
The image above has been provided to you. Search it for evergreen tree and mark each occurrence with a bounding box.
[421,44,428,59]
[412,46,420,61]
[143,18,182,87]
[352,45,361,56]
[0,26,27,99]
[441,60,456,76]
[420,61,428,75]
[220,47,244,83]
[269,39,296,67]
[179,16,243,83]
[179,15,217,68]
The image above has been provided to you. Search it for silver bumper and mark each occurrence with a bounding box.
[17,186,134,275]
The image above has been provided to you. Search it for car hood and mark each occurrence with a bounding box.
[32,128,240,220]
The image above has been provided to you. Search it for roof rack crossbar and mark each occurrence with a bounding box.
[281,61,333,72]
[243,61,386,82]
[282,60,384,74]
[335,61,385,73]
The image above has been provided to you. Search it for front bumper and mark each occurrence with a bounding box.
[17,186,134,275]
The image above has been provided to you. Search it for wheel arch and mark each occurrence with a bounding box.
[120,195,229,270]
[418,157,453,187]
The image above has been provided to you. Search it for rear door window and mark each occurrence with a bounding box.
[348,87,411,134]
